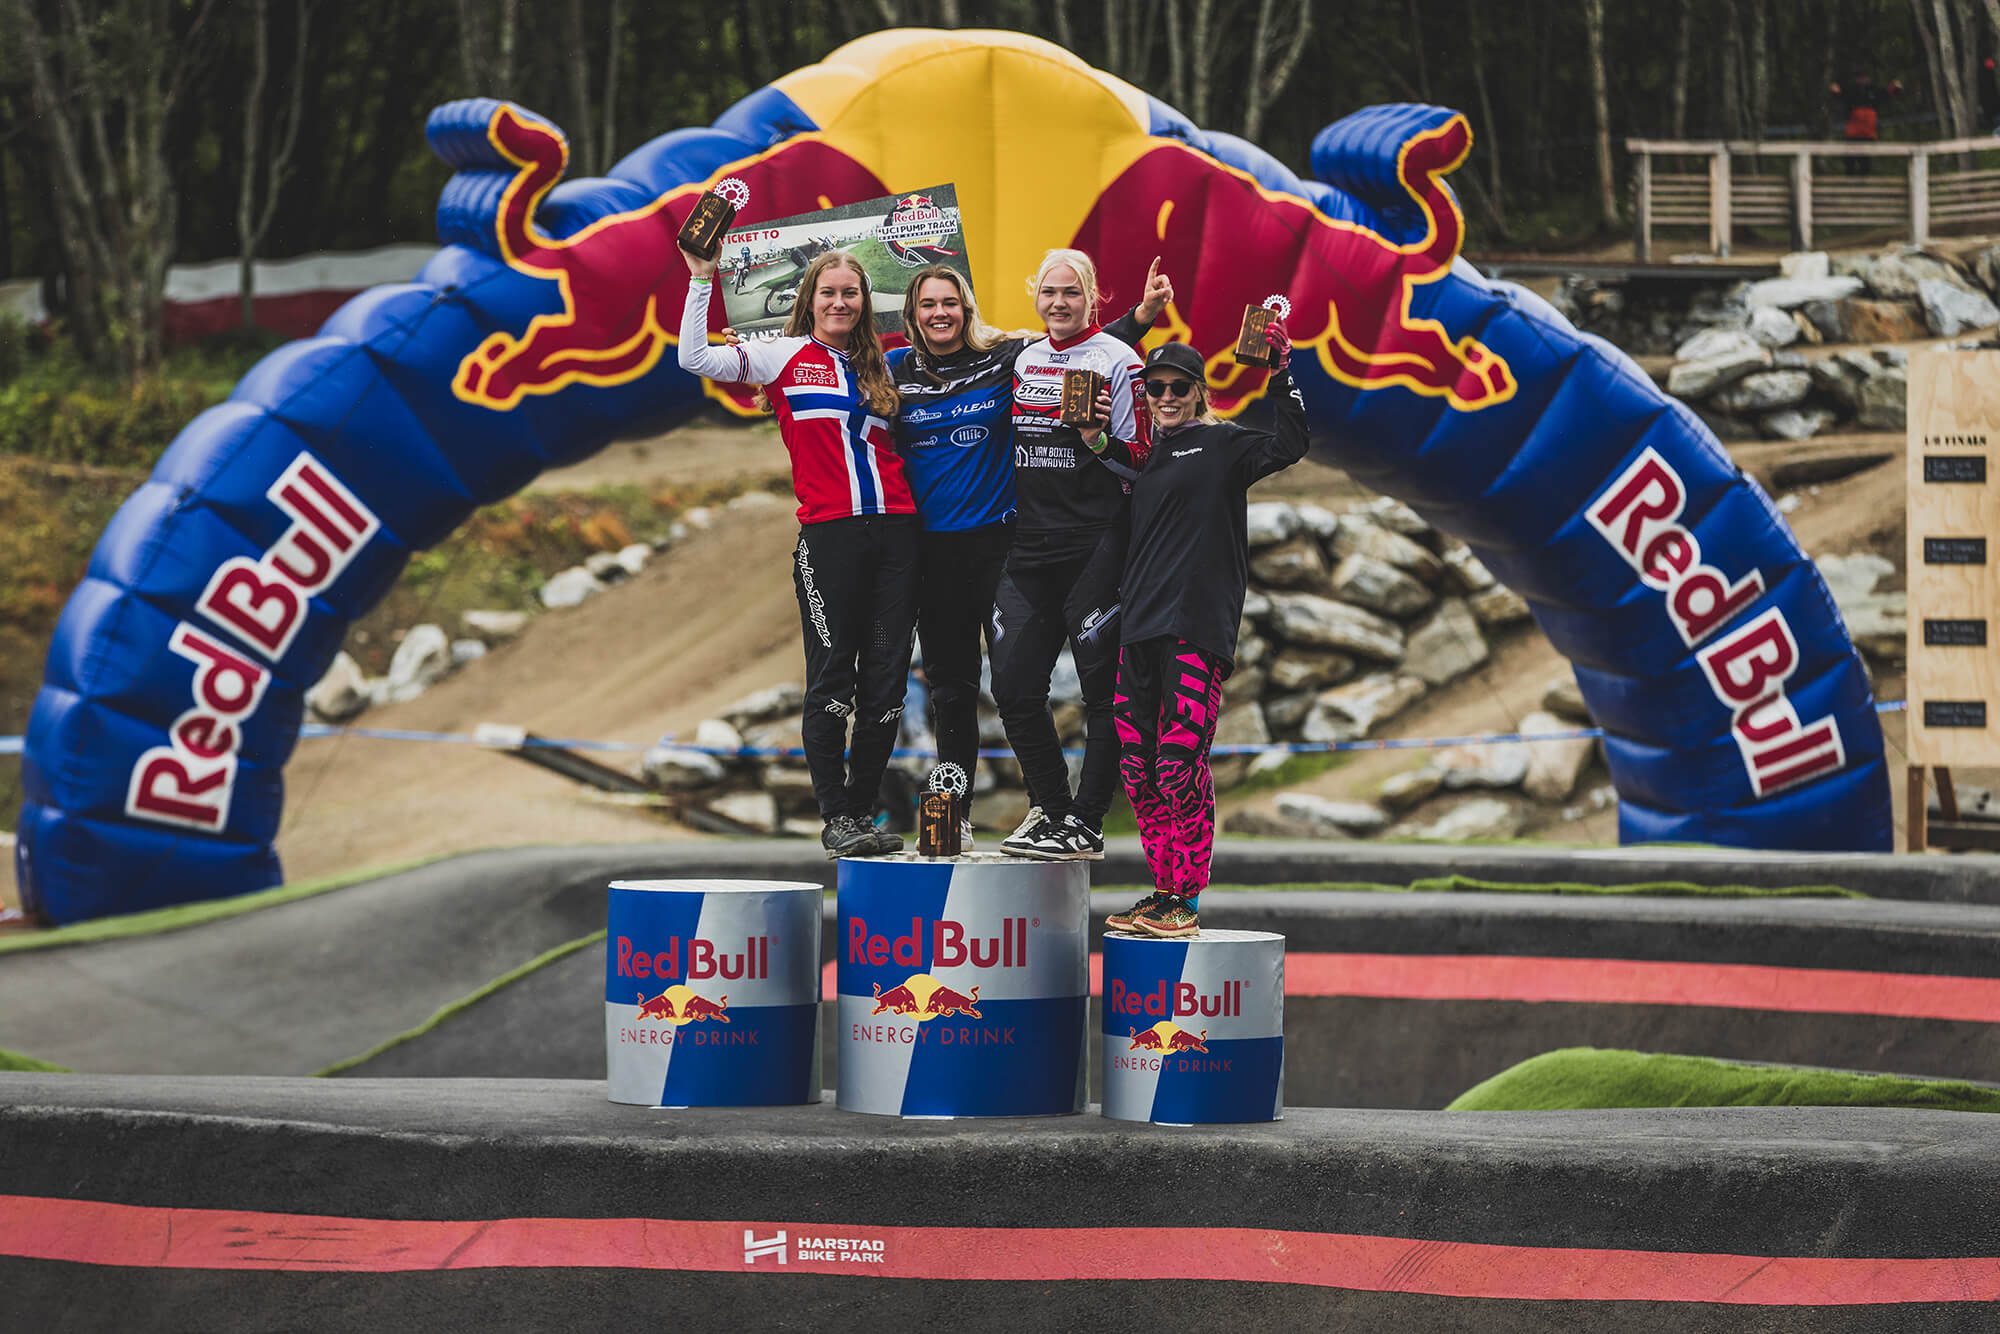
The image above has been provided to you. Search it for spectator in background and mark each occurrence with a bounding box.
[1829,72,1902,176]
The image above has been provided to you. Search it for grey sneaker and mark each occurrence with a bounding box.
[821,814,877,860]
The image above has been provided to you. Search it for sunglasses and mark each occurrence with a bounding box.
[1144,379,1198,399]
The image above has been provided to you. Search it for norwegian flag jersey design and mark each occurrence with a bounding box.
[678,279,914,524]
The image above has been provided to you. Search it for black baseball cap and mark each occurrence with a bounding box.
[1142,342,1206,382]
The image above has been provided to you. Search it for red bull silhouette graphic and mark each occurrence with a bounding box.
[1130,1020,1208,1054]
[453,106,691,410]
[869,973,983,1022]
[923,983,982,1020]
[632,983,729,1025]
[871,982,921,1017]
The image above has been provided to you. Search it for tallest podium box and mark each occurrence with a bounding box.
[836,855,1090,1117]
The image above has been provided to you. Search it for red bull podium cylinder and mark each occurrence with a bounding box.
[605,879,822,1107]
[837,856,1090,1117]
[1102,930,1285,1124]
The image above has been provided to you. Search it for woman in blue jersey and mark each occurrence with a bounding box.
[888,262,1170,844]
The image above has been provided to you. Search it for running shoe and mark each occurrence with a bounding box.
[959,820,977,853]
[1133,893,1200,938]
[821,814,878,860]
[866,825,905,855]
[1105,891,1168,932]
[1055,813,1105,860]
[1000,810,1069,859]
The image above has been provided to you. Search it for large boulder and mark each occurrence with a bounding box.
[1747,306,1800,347]
[1387,796,1525,842]
[1355,495,1433,541]
[1779,251,1831,281]
[1519,710,1597,803]
[305,651,371,722]
[1266,593,1406,661]
[1740,275,1863,310]
[385,624,452,702]
[1432,741,1531,791]
[1268,647,1357,692]
[1919,278,2000,337]
[1672,327,1762,363]
[1250,537,1331,591]
[1300,673,1428,743]
[1328,553,1433,618]
[643,745,726,790]
[1468,584,1531,627]
[1274,792,1391,836]
[1665,345,1771,400]
[704,791,779,833]
[1759,407,1836,442]
[1402,598,1490,686]
[1245,501,1301,547]
[1541,673,1591,724]
[1707,369,1811,414]
[540,566,604,609]
[1856,364,1907,430]
[1441,540,1498,594]
[1836,297,1928,345]
[1863,248,1975,301]
[726,683,805,730]
[1210,702,1272,789]
[1378,765,1443,810]
[695,718,745,753]
[1816,552,1906,660]
[1328,517,1445,583]
[1262,690,1316,735]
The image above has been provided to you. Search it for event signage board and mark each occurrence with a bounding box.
[605,879,822,1107]
[716,184,969,339]
[1905,350,2000,766]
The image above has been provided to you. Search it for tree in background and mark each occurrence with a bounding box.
[0,0,218,374]
[238,0,309,327]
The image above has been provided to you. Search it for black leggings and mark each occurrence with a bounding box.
[916,520,1013,810]
[989,524,1125,826]
[793,515,919,820]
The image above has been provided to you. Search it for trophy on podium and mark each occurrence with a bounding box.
[917,762,970,857]
[1233,294,1291,368]
[678,177,751,260]
[1059,367,1107,428]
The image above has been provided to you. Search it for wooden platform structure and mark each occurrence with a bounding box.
[1626,135,2000,259]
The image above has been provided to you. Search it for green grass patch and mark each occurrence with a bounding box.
[0,1046,70,1073]
[1225,749,1350,799]
[0,854,443,956]
[1448,1047,2000,1114]
[315,929,606,1077]
[1092,878,1862,898]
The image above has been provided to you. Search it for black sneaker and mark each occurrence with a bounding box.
[821,814,877,860]
[865,823,905,855]
[1000,810,1068,859]
[1055,813,1105,860]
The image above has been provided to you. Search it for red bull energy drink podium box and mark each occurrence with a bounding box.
[837,855,1089,1117]
[1102,930,1285,1124]
[605,879,822,1107]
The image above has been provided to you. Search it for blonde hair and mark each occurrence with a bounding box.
[1027,248,1104,324]
[900,266,1008,382]
[754,251,898,416]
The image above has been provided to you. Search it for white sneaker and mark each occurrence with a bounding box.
[959,820,977,853]
[1009,806,1044,841]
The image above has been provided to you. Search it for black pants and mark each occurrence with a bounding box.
[989,524,1125,826]
[793,515,919,820]
[917,520,1014,811]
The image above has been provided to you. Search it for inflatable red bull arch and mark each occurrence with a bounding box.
[17,29,1891,922]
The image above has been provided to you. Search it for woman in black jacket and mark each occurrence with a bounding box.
[1092,326,1307,937]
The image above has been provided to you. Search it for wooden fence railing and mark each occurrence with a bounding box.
[1625,136,2000,258]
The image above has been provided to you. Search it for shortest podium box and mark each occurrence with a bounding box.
[605,879,822,1107]
[1101,929,1284,1124]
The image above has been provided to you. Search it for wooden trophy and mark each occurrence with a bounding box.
[1059,368,1107,428]
[1234,294,1292,368]
[917,763,970,857]
[677,177,750,260]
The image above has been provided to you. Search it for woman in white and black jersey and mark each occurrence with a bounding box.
[888,263,1167,848]
[992,249,1153,862]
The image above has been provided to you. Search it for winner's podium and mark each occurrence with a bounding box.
[604,879,822,1107]
[1102,929,1285,1123]
[836,854,1089,1117]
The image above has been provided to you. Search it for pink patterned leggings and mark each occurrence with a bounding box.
[1114,639,1226,904]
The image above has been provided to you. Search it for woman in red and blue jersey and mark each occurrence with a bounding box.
[678,243,914,859]
[887,262,1168,845]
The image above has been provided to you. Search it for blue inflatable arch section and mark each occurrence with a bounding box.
[17,90,1890,923]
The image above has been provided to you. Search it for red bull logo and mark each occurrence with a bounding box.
[1114,115,1515,418]
[1117,1020,1224,1072]
[1108,977,1245,1021]
[847,915,1028,970]
[632,985,730,1023]
[452,106,687,410]
[623,983,743,1047]
[615,934,769,982]
[869,974,982,1021]
[853,971,1012,1049]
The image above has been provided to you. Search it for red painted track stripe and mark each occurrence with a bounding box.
[818,955,2000,1023]
[2,1195,1995,1304]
